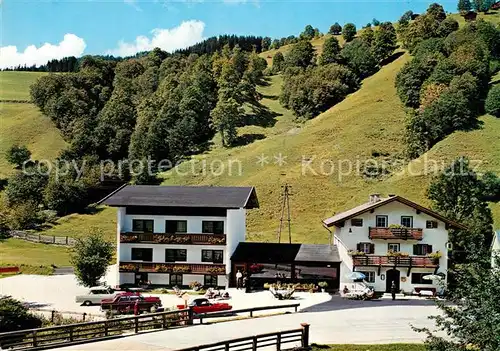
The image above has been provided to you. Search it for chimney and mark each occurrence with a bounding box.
[369,193,381,203]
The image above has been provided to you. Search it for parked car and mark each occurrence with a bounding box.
[101,294,162,314]
[177,298,232,314]
[75,286,118,306]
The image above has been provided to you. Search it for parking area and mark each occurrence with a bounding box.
[0,269,331,318]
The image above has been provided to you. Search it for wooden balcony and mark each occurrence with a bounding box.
[352,255,438,268]
[120,233,226,245]
[369,227,423,240]
[119,262,226,275]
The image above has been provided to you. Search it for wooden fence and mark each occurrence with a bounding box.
[10,231,76,246]
[176,323,310,351]
[196,303,300,324]
[0,309,190,350]
[0,304,302,350]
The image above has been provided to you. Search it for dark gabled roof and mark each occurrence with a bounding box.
[323,195,467,230]
[99,185,259,209]
[231,242,341,264]
[295,244,341,263]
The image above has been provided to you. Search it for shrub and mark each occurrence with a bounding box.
[0,296,42,336]
[5,145,31,169]
[485,84,500,117]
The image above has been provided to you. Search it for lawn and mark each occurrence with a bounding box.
[312,345,425,351]
[0,102,66,178]
[0,238,71,274]
[0,71,47,101]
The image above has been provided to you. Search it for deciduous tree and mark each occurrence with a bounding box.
[319,36,341,65]
[329,23,342,35]
[284,40,315,68]
[71,229,114,287]
[342,23,357,42]
[485,84,500,117]
[372,22,397,62]
[272,52,285,72]
[457,0,472,13]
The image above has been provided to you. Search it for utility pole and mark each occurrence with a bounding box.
[277,183,292,243]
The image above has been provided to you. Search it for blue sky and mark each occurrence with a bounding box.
[1,0,456,68]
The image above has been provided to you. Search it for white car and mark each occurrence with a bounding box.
[75,286,117,306]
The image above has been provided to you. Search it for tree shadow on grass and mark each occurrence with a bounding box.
[243,101,282,128]
[0,178,8,191]
[379,51,405,67]
[233,133,266,147]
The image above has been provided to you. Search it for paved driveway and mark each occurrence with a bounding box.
[60,297,440,350]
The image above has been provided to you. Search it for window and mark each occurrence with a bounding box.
[426,220,438,229]
[375,215,388,228]
[401,216,413,228]
[165,220,187,233]
[351,218,363,227]
[411,273,432,285]
[413,244,433,256]
[170,274,183,286]
[132,219,154,232]
[131,248,153,261]
[388,243,400,252]
[359,271,375,283]
[201,250,224,263]
[202,221,224,234]
[357,242,374,254]
[204,275,218,287]
[165,249,187,262]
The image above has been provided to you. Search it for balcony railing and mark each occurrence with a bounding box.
[120,233,226,245]
[352,255,438,268]
[369,227,423,240]
[119,262,226,275]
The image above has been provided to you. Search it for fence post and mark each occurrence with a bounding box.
[300,323,310,348]
[295,304,298,312]
[51,310,55,322]
[252,336,258,351]
[187,307,194,325]
[82,312,87,322]
[66,236,69,245]
[104,320,109,337]
[69,327,74,342]
[250,310,253,318]
[38,234,41,242]
[32,331,37,347]
[53,235,56,243]
[162,313,167,329]
[225,343,230,351]
[134,316,139,333]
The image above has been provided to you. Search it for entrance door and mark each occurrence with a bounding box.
[386,269,400,292]
[135,272,148,286]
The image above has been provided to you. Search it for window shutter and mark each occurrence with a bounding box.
[427,245,433,254]
[370,244,375,254]
[356,243,361,252]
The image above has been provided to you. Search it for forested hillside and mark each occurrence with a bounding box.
[0,5,499,244]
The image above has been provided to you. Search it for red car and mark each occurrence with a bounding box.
[177,298,232,314]
[101,294,162,313]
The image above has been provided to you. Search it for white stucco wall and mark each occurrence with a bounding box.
[121,214,227,234]
[333,200,450,292]
[120,243,226,264]
[226,208,246,274]
[120,272,135,285]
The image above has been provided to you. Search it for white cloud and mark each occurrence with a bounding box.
[124,0,142,11]
[0,34,86,69]
[107,20,205,57]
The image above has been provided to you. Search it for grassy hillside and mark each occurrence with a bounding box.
[1,11,499,246]
[449,9,500,26]
[0,71,47,101]
[0,71,66,177]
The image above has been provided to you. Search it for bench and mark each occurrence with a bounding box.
[0,266,20,274]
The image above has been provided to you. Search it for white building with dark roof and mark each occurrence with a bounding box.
[101,185,259,288]
[323,194,467,294]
